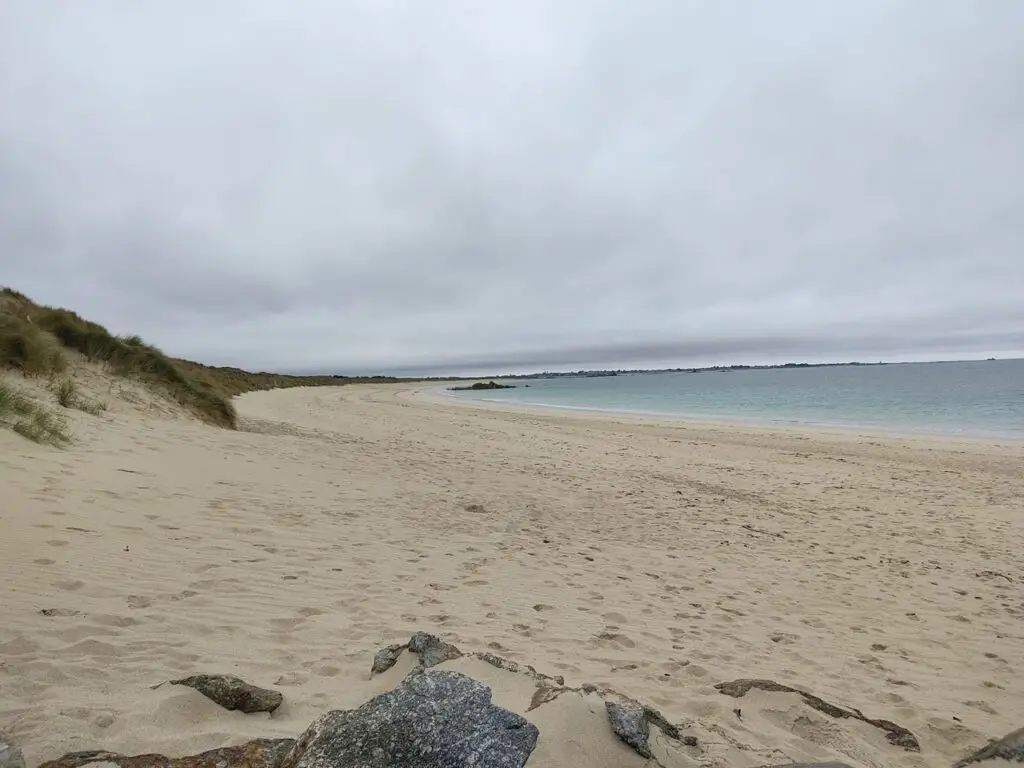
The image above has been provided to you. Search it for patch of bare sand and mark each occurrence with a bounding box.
[1,376,1021,767]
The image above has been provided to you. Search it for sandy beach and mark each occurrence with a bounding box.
[2,373,1022,767]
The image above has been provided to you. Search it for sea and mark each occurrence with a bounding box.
[444,359,1024,438]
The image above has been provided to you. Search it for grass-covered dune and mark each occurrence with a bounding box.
[0,287,401,442]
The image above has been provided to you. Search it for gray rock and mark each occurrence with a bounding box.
[715,678,919,752]
[954,726,1024,766]
[38,739,294,768]
[370,643,407,676]
[605,700,681,759]
[280,669,538,768]
[606,701,652,758]
[474,652,565,687]
[407,631,463,669]
[0,736,25,768]
[370,634,567,689]
[170,674,283,714]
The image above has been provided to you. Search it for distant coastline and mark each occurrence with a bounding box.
[499,360,892,380]
[377,357,1011,382]
[442,359,1023,439]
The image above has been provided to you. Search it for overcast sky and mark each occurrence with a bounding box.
[1,2,1022,374]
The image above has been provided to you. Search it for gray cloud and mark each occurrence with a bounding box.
[2,1,1022,374]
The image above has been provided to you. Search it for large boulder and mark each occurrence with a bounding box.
[38,739,294,768]
[170,675,283,714]
[280,669,537,768]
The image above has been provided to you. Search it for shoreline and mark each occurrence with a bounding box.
[427,384,1024,447]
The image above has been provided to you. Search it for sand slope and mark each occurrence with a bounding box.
[1,372,1021,767]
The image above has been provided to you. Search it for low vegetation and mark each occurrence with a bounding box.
[1,287,405,441]
[49,374,107,415]
[0,379,71,446]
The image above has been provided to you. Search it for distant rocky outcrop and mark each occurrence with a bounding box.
[169,674,283,714]
[447,381,515,391]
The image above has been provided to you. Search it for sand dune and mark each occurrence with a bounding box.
[1,369,1021,767]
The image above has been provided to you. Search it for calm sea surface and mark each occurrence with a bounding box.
[445,359,1024,438]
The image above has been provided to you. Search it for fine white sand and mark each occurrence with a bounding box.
[2,366,1021,767]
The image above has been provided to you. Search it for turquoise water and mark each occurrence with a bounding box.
[447,359,1024,437]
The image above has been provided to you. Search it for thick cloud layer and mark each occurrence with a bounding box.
[2,1,1022,374]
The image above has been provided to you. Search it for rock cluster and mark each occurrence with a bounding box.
[27,631,1019,768]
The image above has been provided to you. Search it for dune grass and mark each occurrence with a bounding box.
[0,379,71,446]
[0,312,68,376]
[1,289,237,427]
[48,374,107,415]
[0,287,404,436]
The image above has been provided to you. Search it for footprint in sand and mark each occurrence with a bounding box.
[965,700,997,715]
[275,672,308,686]
[35,558,56,565]
[595,632,637,649]
[47,540,70,547]
[311,664,342,677]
